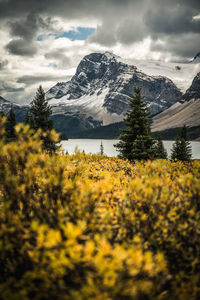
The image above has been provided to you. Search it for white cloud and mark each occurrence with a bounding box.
[0,0,199,103]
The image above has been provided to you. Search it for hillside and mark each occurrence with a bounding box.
[152,72,200,140]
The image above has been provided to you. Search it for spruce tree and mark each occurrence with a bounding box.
[25,111,35,128]
[115,86,156,161]
[28,85,58,153]
[0,111,5,119]
[171,125,192,161]
[30,86,53,131]
[155,134,168,159]
[100,141,104,155]
[5,108,16,142]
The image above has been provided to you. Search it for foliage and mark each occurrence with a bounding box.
[171,125,192,161]
[0,111,5,119]
[115,86,156,161]
[5,108,16,142]
[27,85,58,153]
[0,119,200,299]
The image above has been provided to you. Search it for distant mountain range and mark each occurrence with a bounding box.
[151,72,200,140]
[0,52,200,140]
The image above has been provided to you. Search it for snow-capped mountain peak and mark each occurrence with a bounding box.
[46,52,182,126]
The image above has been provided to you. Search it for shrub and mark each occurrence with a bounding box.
[0,119,200,299]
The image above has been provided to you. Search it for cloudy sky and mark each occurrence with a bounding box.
[0,0,200,103]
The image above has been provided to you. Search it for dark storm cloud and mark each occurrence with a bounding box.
[5,13,56,56]
[116,19,147,45]
[0,0,145,49]
[145,5,200,36]
[144,0,200,59]
[0,0,200,59]
[0,0,135,19]
[17,74,68,85]
[6,38,37,56]
[151,33,200,60]
[9,13,38,40]
[88,17,146,47]
[5,14,38,56]
[88,22,117,46]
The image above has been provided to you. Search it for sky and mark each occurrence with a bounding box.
[0,0,200,104]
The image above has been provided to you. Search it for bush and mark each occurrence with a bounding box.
[0,119,200,299]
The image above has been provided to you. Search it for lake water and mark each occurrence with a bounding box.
[60,139,200,159]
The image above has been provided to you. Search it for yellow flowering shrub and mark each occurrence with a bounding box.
[0,119,200,299]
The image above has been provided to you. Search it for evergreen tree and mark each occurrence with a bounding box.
[115,86,156,161]
[0,111,5,119]
[30,86,53,131]
[28,86,58,153]
[5,108,16,142]
[25,111,35,128]
[100,141,104,155]
[155,134,168,159]
[171,125,192,161]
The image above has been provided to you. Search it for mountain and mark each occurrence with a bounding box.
[152,72,200,140]
[191,52,200,64]
[46,52,182,128]
[182,72,200,102]
[1,52,199,140]
[0,96,13,114]
[0,96,28,123]
[116,55,200,92]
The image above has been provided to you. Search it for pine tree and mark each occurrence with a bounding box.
[25,111,35,128]
[5,108,16,142]
[30,86,53,131]
[0,111,5,119]
[155,134,168,159]
[100,141,104,155]
[28,86,58,153]
[115,86,156,161]
[171,125,192,161]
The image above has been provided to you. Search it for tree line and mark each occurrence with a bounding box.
[115,86,192,161]
[2,86,58,153]
[2,85,192,161]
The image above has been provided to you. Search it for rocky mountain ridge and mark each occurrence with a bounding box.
[152,72,200,139]
[46,52,182,125]
[0,52,199,139]
[0,96,28,123]
[182,72,200,102]
[192,52,200,64]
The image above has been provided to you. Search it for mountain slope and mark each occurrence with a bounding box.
[0,96,29,123]
[46,52,182,126]
[1,52,199,139]
[152,72,200,139]
[191,52,200,64]
[152,99,200,131]
[118,55,200,93]
[182,72,200,101]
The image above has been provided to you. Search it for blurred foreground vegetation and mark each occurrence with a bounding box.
[0,118,200,299]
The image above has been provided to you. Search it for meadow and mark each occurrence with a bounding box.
[0,120,200,299]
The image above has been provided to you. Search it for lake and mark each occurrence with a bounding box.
[60,139,200,159]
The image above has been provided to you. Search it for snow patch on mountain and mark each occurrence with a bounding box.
[50,88,122,125]
[118,56,200,93]
[46,52,183,126]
